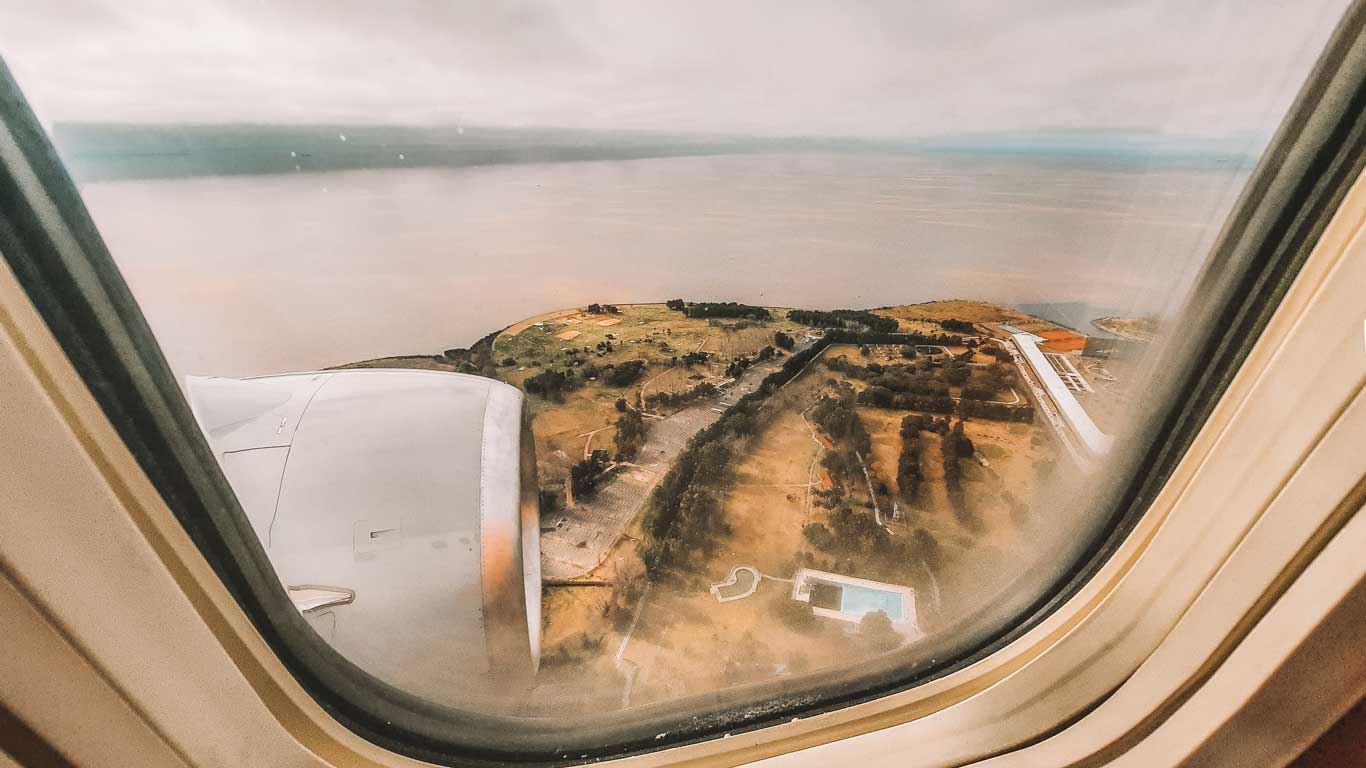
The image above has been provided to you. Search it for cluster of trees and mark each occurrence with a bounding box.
[679,351,710,367]
[640,440,732,577]
[440,330,500,378]
[787,308,900,333]
[774,331,795,350]
[942,355,971,386]
[803,505,889,558]
[723,347,773,378]
[585,303,621,314]
[897,415,926,502]
[570,450,612,499]
[645,381,718,411]
[603,359,647,386]
[957,399,1034,422]
[858,387,956,414]
[961,362,1017,400]
[812,387,873,488]
[939,318,975,334]
[941,420,975,525]
[812,388,872,455]
[826,356,952,398]
[674,301,772,320]
[980,345,1011,360]
[613,406,649,460]
[523,369,577,401]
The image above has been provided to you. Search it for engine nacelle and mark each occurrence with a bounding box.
[187,369,540,707]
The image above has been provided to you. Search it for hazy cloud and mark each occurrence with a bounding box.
[0,0,1349,138]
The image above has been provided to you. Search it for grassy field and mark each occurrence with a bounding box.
[492,303,806,486]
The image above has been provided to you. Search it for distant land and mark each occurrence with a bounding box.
[50,123,1258,182]
[1014,302,1122,335]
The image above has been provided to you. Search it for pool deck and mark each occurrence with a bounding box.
[790,568,919,633]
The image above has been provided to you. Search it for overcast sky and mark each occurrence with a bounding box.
[0,0,1350,140]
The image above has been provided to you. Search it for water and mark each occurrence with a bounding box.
[74,151,1252,378]
[839,585,905,621]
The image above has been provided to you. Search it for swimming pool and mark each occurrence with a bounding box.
[839,584,905,621]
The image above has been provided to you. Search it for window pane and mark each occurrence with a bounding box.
[1,0,1349,728]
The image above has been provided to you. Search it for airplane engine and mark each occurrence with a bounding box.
[186,369,540,707]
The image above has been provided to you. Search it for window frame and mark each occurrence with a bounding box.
[1,4,1365,763]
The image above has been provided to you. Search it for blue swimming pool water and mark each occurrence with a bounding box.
[839,584,903,619]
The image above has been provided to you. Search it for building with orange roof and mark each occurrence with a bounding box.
[1037,328,1087,355]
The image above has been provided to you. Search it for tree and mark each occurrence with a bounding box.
[900,345,917,359]
[615,397,628,412]
[586,303,604,313]
[666,298,687,311]
[771,596,818,633]
[859,610,902,653]
[774,330,795,350]
[950,419,975,457]
[570,450,611,498]
[614,407,649,460]
[604,359,648,386]
[857,606,901,647]
[802,522,835,551]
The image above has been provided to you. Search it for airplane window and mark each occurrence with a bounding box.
[0,0,1354,760]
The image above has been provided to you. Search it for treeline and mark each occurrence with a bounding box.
[586,303,621,314]
[614,406,649,460]
[787,308,900,333]
[811,386,873,486]
[645,381,718,411]
[897,415,925,503]
[941,420,976,527]
[857,387,1034,422]
[523,357,649,401]
[957,399,1034,422]
[824,329,968,347]
[437,329,500,378]
[603,359,647,386]
[939,318,975,333]
[827,356,951,397]
[666,299,772,320]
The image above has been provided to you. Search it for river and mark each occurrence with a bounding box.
[74,150,1252,378]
